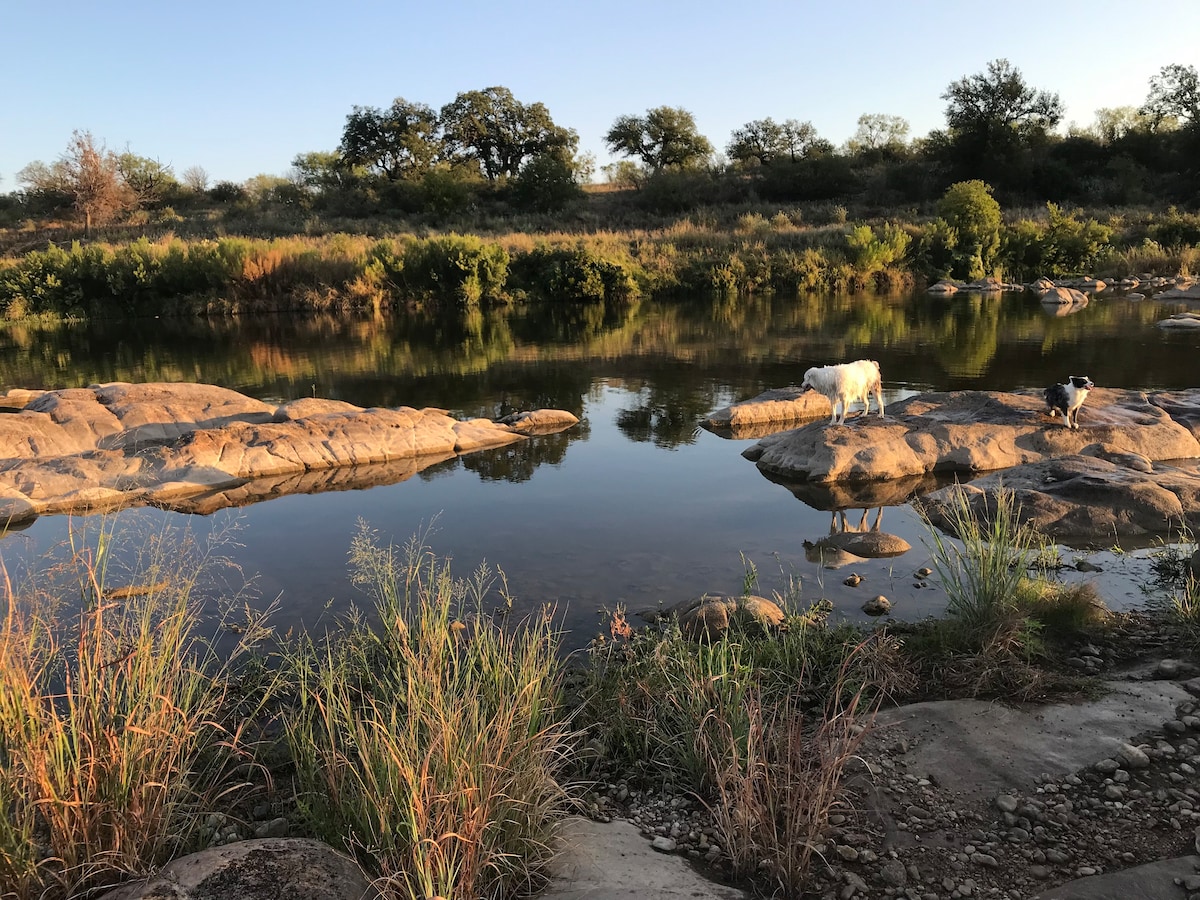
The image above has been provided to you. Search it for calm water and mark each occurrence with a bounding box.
[2,289,1197,648]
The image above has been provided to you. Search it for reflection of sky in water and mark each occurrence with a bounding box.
[2,292,1196,651]
[2,385,952,651]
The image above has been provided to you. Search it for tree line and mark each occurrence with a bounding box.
[5,60,1199,235]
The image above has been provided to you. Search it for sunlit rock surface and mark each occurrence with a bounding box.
[0,382,578,524]
[738,388,1200,539]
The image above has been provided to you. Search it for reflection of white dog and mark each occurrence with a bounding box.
[801,360,884,425]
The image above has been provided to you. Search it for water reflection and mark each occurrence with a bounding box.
[1,290,1197,647]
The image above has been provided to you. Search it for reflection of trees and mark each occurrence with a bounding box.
[2,291,1196,415]
[932,295,1001,379]
[615,381,715,448]
[460,431,574,483]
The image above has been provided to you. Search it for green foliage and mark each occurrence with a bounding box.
[844,222,911,274]
[510,152,584,213]
[401,234,510,308]
[1148,206,1200,249]
[604,106,714,171]
[440,86,578,181]
[339,97,441,181]
[510,244,640,302]
[282,527,570,899]
[999,204,1113,279]
[937,180,1001,279]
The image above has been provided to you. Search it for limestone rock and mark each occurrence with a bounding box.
[95,838,377,900]
[1157,311,1200,329]
[705,387,831,431]
[0,382,578,524]
[745,389,1200,485]
[862,595,892,616]
[666,594,786,640]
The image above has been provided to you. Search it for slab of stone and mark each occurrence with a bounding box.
[745,389,1200,485]
[1033,855,1200,899]
[540,817,747,900]
[0,382,578,524]
[871,680,1190,797]
[705,387,831,430]
[921,454,1200,538]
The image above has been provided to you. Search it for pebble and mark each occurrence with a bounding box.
[650,836,677,853]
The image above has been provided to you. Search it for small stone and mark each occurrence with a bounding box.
[651,836,677,853]
[836,845,860,862]
[252,817,289,839]
[1118,743,1151,769]
[915,567,933,578]
[843,573,863,587]
[863,595,892,616]
[995,794,1019,814]
[879,859,906,887]
[1094,758,1120,774]
[970,852,998,868]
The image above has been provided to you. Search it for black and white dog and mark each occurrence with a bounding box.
[1044,376,1094,430]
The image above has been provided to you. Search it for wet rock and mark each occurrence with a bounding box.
[863,595,892,616]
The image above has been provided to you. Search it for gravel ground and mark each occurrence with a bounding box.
[580,615,1200,899]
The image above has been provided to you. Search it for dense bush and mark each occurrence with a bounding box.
[400,234,510,308]
[509,244,640,302]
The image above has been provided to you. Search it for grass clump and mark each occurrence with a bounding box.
[0,517,272,900]
[280,522,572,900]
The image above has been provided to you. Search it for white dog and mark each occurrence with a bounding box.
[801,359,884,425]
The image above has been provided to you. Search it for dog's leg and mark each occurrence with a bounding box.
[875,385,885,417]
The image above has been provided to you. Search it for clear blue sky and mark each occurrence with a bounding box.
[3,0,1198,190]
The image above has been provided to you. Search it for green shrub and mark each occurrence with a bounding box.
[511,245,640,303]
[937,180,1001,280]
[401,234,509,308]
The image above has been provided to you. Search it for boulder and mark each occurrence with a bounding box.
[1029,277,1056,293]
[1157,312,1200,329]
[744,389,1200,485]
[0,382,578,524]
[705,387,830,430]
[927,279,960,294]
[664,594,786,640]
[1039,286,1089,308]
[921,455,1200,538]
[1157,284,1200,300]
[95,838,377,900]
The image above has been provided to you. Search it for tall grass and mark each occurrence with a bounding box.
[698,674,873,899]
[0,516,272,900]
[280,523,572,900]
[922,485,1038,651]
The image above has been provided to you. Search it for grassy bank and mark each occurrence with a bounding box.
[1,494,1196,900]
[2,198,1197,321]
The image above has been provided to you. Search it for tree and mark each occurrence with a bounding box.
[19,131,134,233]
[339,97,441,181]
[292,151,362,191]
[940,59,1063,187]
[182,165,210,193]
[604,106,713,172]
[937,180,1002,280]
[116,152,177,207]
[726,118,826,167]
[846,113,910,153]
[1087,106,1154,143]
[440,86,577,181]
[1140,63,1199,130]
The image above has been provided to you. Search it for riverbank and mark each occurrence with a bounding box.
[1,198,1198,320]
[3,497,1199,900]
